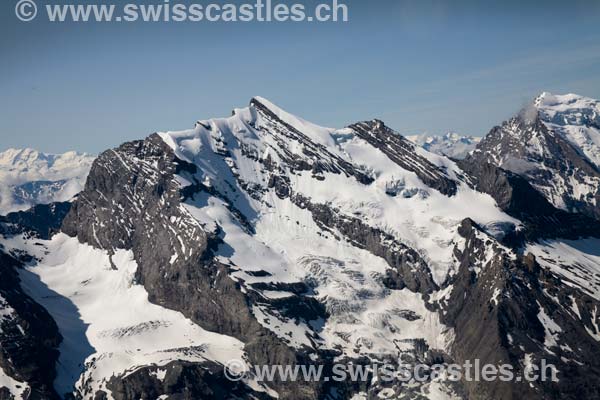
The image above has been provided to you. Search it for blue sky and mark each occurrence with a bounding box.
[1,0,600,153]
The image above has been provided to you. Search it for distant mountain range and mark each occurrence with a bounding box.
[406,132,481,159]
[0,148,94,215]
[1,93,600,400]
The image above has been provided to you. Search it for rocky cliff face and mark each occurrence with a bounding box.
[456,157,600,245]
[439,219,600,400]
[0,250,62,400]
[1,94,600,399]
[347,120,457,196]
[469,94,600,220]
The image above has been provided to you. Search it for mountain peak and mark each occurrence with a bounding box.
[533,91,554,107]
[249,96,298,123]
[469,91,600,218]
[249,96,337,148]
[250,95,279,109]
[510,91,598,133]
[532,92,600,168]
[533,91,599,114]
[0,148,43,165]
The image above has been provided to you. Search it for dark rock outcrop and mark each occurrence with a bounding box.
[251,98,374,186]
[457,157,600,244]
[438,218,600,399]
[104,361,272,400]
[468,111,600,220]
[349,120,458,196]
[0,251,62,400]
[0,202,72,240]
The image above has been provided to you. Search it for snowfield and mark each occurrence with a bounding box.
[3,234,247,398]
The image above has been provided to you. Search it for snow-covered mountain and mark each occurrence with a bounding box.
[407,133,481,159]
[469,92,600,219]
[0,148,94,215]
[536,92,600,168]
[1,95,600,400]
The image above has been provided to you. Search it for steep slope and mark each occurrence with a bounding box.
[439,219,600,400]
[456,157,600,245]
[469,93,600,219]
[0,245,62,400]
[535,92,600,168]
[0,149,94,215]
[407,133,481,159]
